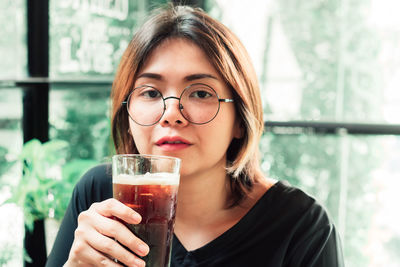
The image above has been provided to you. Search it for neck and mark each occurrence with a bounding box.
[175,167,231,226]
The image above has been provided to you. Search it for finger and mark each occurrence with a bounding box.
[83,226,146,267]
[87,210,149,257]
[69,234,121,267]
[91,198,142,224]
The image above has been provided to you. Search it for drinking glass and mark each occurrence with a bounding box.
[112,154,181,267]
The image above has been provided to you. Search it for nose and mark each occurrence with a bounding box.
[160,96,189,126]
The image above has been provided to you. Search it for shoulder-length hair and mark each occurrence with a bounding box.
[111,5,264,206]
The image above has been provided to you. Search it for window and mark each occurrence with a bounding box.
[206,0,400,266]
[49,85,112,161]
[0,1,168,265]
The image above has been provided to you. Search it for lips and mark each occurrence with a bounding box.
[156,136,192,151]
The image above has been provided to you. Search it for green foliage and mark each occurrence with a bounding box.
[264,1,383,265]
[4,139,97,231]
[277,0,382,122]
[50,88,113,162]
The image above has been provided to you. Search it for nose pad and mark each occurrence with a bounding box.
[161,98,188,126]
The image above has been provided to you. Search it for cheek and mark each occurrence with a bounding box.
[129,123,152,154]
[201,122,235,153]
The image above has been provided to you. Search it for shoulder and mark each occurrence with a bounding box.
[275,182,344,265]
[249,178,335,239]
[268,180,331,225]
[73,163,113,208]
[238,179,343,266]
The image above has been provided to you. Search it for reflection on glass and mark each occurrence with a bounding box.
[49,0,167,78]
[260,132,400,267]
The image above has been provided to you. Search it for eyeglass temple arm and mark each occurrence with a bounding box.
[219,98,234,103]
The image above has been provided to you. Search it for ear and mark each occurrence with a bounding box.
[233,119,244,139]
[128,119,134,136]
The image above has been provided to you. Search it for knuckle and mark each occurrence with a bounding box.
[106,225,118,238]
[102,238,116,254]
[98,255,112,266]
[90,201,101,210]
[77,210,91,223]
[70,241,84,258]
[106,198,119,209]
[74,227,86,239]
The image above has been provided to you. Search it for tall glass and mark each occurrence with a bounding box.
[112,154,181,267]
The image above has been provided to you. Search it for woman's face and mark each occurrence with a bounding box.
[129,38,241,177]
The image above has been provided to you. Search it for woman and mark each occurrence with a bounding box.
[47,5,344,267]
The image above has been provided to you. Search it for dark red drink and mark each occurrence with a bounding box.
[113,174,179,267]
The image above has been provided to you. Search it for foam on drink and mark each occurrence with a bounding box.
[113,172,180,186]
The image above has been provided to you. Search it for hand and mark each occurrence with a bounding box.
[64,198,149,267]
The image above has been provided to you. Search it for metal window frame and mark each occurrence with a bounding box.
[22,0,49,266]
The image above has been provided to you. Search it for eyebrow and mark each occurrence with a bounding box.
[136,72,219,82]
[184,73,219,82]
[136,73,163,80]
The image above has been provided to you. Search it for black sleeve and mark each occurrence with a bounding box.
[45,164,112,267]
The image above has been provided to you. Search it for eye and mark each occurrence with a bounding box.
[138,87,162,99]
[190,90,213,99]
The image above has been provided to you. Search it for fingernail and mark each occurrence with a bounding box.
[133,213,142,222]
[135,257,145,267]
[138,244,149,255]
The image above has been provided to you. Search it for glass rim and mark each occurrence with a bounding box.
[112,153,181,163]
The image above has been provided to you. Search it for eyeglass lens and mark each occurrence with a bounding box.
[127,84,220,125]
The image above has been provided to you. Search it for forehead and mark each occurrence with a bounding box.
[138,38,221,79]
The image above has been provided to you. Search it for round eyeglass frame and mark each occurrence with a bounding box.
[122,83,234,126]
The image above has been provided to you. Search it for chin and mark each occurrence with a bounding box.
[177,163,197,178]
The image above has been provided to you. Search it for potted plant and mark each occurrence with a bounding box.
[2,138,97,254]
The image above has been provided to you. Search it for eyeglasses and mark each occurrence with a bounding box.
[122,83,234,126]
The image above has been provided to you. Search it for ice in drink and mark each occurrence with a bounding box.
[113,173,179,267]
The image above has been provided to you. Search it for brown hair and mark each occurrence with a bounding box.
[111,5,264,205]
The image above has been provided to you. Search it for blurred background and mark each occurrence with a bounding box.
[1,0,400,266]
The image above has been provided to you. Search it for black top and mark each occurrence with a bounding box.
[46,164,344,267]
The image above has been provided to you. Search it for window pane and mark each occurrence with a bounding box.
[206,0,400,124]
[49,85,113,162]
[49,0,167,78]
[0,0,26,78]
[0,88,24,266]
[260,132,400,267]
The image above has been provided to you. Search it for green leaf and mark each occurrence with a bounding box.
[3,138,99,226]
